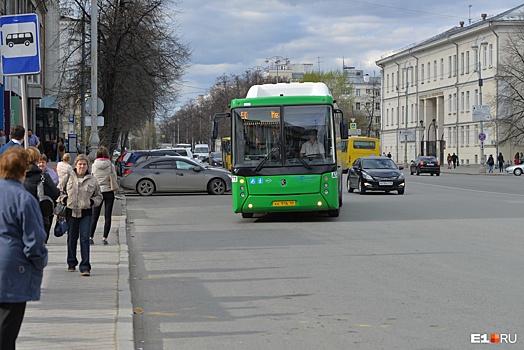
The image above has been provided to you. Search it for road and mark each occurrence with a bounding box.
[126,173,524,349]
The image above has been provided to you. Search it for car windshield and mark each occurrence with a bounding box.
[232,105,335,169]
[211,152,221,159]
[362,158,398,169]
[419,157,438,162]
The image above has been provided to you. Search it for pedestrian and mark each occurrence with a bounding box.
[487,154,495,173]
[56,153,73,184]
[38,154,59,185]
[0,147,48,350]
[387,152,391,158]
[57,137,66,161]
[24,147,60,243]
[451,153,458,168]
[382,152,387,157]
[0,125,24,157]
[27,129,40,150]
[497,152,504,172]
[0,129,6,147]
[514,152,520,165]
[447,153,452,169]
[57,154,102,276]
[90,146,118,245]
[520,152,524,164]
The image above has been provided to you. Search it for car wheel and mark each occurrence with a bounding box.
[398,189,405,195]
[137,179,155,196]
[431,173,434,176]
[514,168,523,176]
[436,173,440,176]
[358,178,366,195]
[208,178,226,195]
[410,168,414,175]
[347,177,354,193]
[242,213,253,218]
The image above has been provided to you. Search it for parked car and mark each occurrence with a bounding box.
[208,151,223,167]
[505,163,524,176]
[347,156,405,195]
[115,151,134,176]
[123,150,182,171]
[410,156,441,176]
[120,156,232,196]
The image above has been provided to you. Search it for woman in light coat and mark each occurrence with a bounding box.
[56,153,73,184]
[0,147,48,349]
[89,146,118,245]
[57,154,102,276]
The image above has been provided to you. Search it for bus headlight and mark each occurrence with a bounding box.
[239,178,245,184]
[317,201,323,206]
[248,203,253,208]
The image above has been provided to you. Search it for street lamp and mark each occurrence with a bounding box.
[247,66,266,85]
[402,63,413,167]
[472,37,489,173]
[265,56,289,83]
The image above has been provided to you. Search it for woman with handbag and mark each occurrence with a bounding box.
[89,146,118,245]
[0,147,48,350]
[23,147,60,243]
[57,154,102,276]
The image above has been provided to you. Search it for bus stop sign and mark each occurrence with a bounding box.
[0,13,41,75]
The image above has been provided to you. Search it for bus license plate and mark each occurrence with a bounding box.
[272,201,296,207]
[379,181,393,186]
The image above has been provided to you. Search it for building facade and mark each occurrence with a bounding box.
[376,4,524,167]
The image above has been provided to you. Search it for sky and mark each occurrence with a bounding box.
[174,0,523,109]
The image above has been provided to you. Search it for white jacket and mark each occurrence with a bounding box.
[92,158,117,193]
[56,161,73,185]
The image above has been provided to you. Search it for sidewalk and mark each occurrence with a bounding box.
[439,164,510,175]
[16,213,133,349]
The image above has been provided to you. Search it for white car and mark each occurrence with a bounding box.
[505,163,524,176]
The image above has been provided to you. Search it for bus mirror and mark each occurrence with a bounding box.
[211,112,231,139]
[340,121,349,139]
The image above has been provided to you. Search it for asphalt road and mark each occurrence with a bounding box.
[126,173,524,350]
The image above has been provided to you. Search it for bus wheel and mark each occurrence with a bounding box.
[241,213,253,218]
[327,208,339,217]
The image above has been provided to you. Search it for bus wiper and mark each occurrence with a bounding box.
[288,149,311,170]
[254,146,280,172]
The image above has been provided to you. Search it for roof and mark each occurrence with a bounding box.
[246,82,332,98]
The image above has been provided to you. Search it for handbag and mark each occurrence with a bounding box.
[38,173,55,217]
[54,173,70,217]
[53,217,68,237]
[109,165,119,191]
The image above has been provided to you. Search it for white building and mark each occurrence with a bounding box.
[376,4,524,167]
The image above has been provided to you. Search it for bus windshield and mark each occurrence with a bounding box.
[232,105,335,168]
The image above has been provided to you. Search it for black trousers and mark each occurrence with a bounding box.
[90,191,115,239]
[0,302,26,350]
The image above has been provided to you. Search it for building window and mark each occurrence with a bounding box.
[475,89,479,105]
[448,128,452,146]
[489,44,493,67]
[460,126,465,147]
[366,102,371,110]
[386,74,389,92]
[392,72,395,91]
[466,91,470,111]
[461,92,465,112]
[375,102,380,110]
[453,54,457,76]
[440,58,444,79]
[474,51,478,72]
[401,106,405,126]
[466,51,470,73]
[386,109,389,126]
[448,94,452,113]
[460,52,464,75]
[355,89,361,96]
[427,62,431,82]
[411,104,414,123]
[433,60,437,81]
[466,126,470,145]
[482,44,487,69]
[421,64,425,83]
[453,93,457,113]
[448,56,452,77]
[366,89,371,94]
[356,102,361,110]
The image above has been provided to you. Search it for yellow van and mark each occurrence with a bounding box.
[346,137,381,170]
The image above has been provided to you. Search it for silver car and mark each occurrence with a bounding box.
[505,163,524,176]
[120,156,232,196]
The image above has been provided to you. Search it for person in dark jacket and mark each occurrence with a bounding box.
[0,147,48,350]
[24,147,60,243]
[497,152,505,172]
[0,125,24,157]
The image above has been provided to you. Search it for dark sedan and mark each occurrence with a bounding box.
[120,156,232,196]
[410,156,441,176]
[347,156,405,195]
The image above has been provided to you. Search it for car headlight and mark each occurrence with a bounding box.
[362,172,373,181]
[398,173,405,180]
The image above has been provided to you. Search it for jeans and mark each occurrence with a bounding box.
[67,213,92,272]
[90,191,115,239]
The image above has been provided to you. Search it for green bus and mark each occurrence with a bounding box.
[212,82,348,218]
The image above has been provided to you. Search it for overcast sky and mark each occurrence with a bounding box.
[175,0,523,108]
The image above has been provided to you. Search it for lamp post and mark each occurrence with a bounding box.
[402,63,413,167]
[265,56,289,83]
[472,38,488,173]
[428,119,437,156]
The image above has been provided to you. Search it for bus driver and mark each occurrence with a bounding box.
[300,129,325,157]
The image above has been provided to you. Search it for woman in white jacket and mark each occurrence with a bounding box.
[56,153,73,184]
[89,146,118,245]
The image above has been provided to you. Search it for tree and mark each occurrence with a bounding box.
[496,22,524,146]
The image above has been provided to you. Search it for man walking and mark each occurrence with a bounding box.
[28,129,40,150]
[0,125,25,157]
